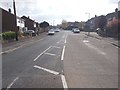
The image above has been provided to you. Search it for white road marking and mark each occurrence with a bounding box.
[84,42,106,55]
[0,52,3,54]
[51,46,60,49]
[83,40,89,43]
[34,65,59,75]
[6,77,19,90]
[62,35,65,38]
[61,45,66,60]
[61,75,68,89]
[57,39,62,44]
[65,39,66,44]
[64,34,68,44]
[1,38,45,55]
[45,52,56,56]
[37,38,45,41]
[34,46,51,61]
[1,45,23,54]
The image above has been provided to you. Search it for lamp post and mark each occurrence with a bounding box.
[85,12,90,19]
[53,20,55,26]
[85,12,90,35]
[13,0,18,41]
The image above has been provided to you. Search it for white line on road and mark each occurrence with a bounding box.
[64,34,68,44]
[45,52,56,56]
[6,77,19,90]
[64,38,67,44]
[84,42,106,55]
[34,65,59,75]
[62,35,65,38]
[51,46,61,49]
[61,45,66,60]
[1,38,45,55]
[1,45,24,54]
[61,75,68,89]
[0,52,3,54]
[83,40,89,43]
[57,39,62,44]
[34,46,51,61]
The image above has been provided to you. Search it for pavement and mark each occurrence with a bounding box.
[2,32,47,52]
[82,32,119,48]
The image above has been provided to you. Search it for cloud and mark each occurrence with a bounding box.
[0,0,118,25]
[108,0,119,3]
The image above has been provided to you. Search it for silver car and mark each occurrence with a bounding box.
[48,29,55,35]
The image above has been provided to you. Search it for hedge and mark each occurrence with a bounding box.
[2,31,16,40]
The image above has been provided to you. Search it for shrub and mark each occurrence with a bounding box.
[2,31,16,40]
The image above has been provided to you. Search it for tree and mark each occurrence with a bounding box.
[79,21,85,29]
[40,21,49,32]
[61,19,68,29]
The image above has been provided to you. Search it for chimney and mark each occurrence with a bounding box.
[115,8,118,12]
[8,8,11,13]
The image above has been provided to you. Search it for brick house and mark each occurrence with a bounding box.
[21,16,35,30]
[1,8,25,33]
[1,8,16,33]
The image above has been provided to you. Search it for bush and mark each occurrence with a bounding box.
[2,31,16,40]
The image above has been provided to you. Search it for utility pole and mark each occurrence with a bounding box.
[13,0,18,41]
[53,20,55,26]
[85,12,90,36]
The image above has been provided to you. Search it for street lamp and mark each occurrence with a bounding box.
[85,12,90,19]
[53,20,55,26]
[85,12,90,35]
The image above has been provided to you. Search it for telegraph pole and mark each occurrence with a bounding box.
[13,0,18,41]
[85,12,90,36]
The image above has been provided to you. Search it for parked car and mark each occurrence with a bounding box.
[95,28,100,34]
[48,29,55,35]
[24,30,36,36]
[54,28,60,32]
[73,28,80,33]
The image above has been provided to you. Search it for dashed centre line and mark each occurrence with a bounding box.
[61,45,66,61]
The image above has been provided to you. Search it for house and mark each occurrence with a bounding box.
[105,9,120,35]
[66,21,80,30]
[1,8,25,33]
[21,16,35,31]
[1,8,16,32]
[17,16,25,33]
[84,17,96,32]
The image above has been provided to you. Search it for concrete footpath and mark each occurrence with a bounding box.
[82,32,119,48]
[2,32,47,52]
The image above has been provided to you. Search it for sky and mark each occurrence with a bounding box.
[0,0,119,25]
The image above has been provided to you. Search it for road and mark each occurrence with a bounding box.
[2,30,118,89]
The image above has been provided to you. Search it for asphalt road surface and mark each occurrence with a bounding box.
[2,30,118,89]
